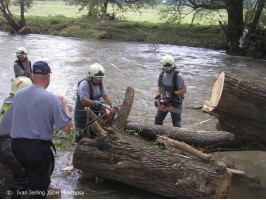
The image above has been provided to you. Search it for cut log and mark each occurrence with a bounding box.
[73,86,232,198]
[202,71,266,149]
[125,121,235,151]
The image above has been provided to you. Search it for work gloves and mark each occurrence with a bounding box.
[111,104,120,112]
[154,95,161,107]
[170,92,177,98]
[94,100,104,109]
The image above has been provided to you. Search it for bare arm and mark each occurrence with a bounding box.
[173,86,187,96]
[103,96,113,105]
[58,96,72,132]
[23,58,30,76]
[81,98,95,107]
[157,87,163,96]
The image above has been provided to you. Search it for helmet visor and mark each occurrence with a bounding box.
[94,77,103,81]
[18,54,27,59]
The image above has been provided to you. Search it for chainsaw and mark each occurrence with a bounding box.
[155,97,181,114]
[86,104,119,127]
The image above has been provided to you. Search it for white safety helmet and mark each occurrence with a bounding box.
[88,63,105,78]
[161,55,175,70]
[10,76,32,94]
[16,47,28,58]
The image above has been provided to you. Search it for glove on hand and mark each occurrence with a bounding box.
[111,104,120,112]
[170,92,177,98]
[154,95,161,107]
[94,100,103,109]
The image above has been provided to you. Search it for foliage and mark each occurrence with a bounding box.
[12,0,33,12]
[0,0,33,32]
[54,126,76,150]
[64,0,157,19]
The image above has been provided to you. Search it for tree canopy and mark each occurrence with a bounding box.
[160,0,265,53]
[64,0,156,19]
[0,0,33,33]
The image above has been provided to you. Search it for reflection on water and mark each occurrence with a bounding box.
[0,31,266,198]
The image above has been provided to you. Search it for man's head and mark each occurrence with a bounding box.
[10,76,32,94]
[88,63,105,85]
[161,55,175,73]
[16,47,28,61]
[32,61,52,88]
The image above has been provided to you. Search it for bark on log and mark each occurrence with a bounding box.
[73,86,232,198]
[0,163,12,198]
[125,122,235,151]
[202,72,266,149]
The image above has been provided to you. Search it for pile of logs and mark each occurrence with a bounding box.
[73,72,265,198]
[73,87,232,198]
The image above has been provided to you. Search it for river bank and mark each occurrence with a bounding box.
[0,16,228,50]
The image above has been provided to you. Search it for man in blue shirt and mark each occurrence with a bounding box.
[11,61,72,199]
[74,63,119,142]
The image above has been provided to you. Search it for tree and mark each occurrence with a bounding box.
[160,0,265,54]
[0,0,33,33]
[65,0,156,19]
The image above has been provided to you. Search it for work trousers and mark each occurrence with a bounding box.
[11,138,55,199]
[155,101,182,127]
[0,137,28,198]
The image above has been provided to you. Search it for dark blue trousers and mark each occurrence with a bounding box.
[155,101,182,127]
[11,139,54,199]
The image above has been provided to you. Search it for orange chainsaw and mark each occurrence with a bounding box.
[85,104,119,127]
[100,105,119,126]
[155,97,180,113]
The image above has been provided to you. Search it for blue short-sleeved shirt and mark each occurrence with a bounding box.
[11,85,71,140]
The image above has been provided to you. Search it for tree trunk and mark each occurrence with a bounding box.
[202,72,266,149]
[226,0,243,53]
[248,0,265,36]
[19,2,26,29]
[125,122,236,151]
[244,0,265,47]
[73,87,232,198]
[0,1,28,33]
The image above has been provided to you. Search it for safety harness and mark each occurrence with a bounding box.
[158,69,184,107]
[159,69,180,92]
[77,77,103,100]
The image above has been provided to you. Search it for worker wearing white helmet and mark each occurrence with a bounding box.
[74,63,119,143]
[154,55,187,127]
[0,76,32,198]
[13,47,32,81]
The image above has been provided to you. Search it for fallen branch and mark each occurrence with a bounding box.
[156,136,212,162]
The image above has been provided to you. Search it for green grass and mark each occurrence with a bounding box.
[9,1,228,25]
[10,1,87,18]
[2,1,228,49]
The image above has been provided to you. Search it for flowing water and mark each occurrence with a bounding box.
[0,31,266,198]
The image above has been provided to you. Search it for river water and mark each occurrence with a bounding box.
[0,31,265,198]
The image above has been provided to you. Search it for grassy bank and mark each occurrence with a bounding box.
[0,1,228,50]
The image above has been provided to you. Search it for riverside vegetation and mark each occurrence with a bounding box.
[0,1,228,50]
